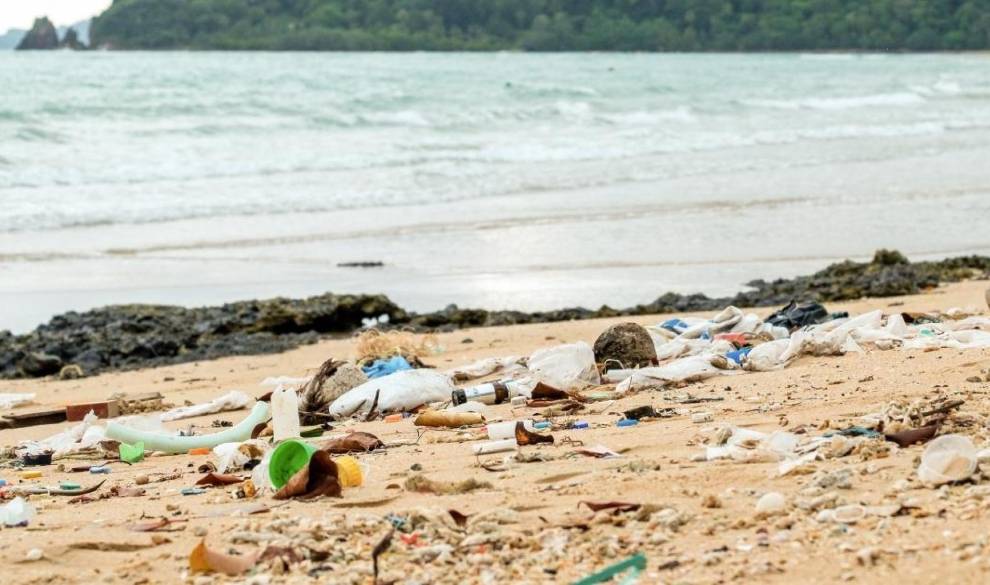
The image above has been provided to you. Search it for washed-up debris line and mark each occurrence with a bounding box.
[2,249,988,379]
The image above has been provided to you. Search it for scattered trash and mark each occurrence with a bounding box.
[573,553,647,585]
[918,434,977,485]
[268,440,318,490]
[404,475,492,495]
[766,301,830,331]
[118,441,144,463]
[329,370,455,419]
[106,401,270,454]
[161,391,252,422]
[273,451,342,500]
[0,393,36,410]
[189,539,257,576]
[182,487,208,496]
[320,432,384,454]
[473,439,517,455]
[414,410,484,428]
[528,342,601,389]
[362,355,413,379]
[22,450,53,466]
[271,386,301,441]
[1,497,36,527]
[756,492,787,515]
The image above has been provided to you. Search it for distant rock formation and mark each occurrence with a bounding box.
[60,28,85,50]
[16,17,59,50]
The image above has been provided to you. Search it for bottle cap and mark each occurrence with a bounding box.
[451,389,467,405]
[335,456,363,487]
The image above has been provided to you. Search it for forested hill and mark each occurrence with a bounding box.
[90,0,990,51]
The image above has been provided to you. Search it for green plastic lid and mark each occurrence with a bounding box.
[268,440,318,489]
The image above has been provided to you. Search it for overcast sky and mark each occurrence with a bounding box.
[1,0,112,31]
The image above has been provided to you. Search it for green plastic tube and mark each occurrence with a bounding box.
[105,402,270,454]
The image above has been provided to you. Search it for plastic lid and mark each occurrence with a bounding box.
[335,456,363,488]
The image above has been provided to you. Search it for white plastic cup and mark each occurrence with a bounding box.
[486,420,535,441]
[918,434,977,485]
[472,439,517,455]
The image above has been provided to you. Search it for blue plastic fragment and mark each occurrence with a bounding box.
[533,421,551,430]
[726,346,753,365]
[616,419,639,428]
[362,356,413,379]
[89,466,111,474]
[0,479,6,487]
[572,421,589,429]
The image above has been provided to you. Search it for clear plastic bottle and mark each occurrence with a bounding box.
[271,386,301,442]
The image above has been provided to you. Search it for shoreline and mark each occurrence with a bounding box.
[2,249,987,380]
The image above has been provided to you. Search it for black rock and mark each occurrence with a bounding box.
[18,352,63,377]
[16,17,59,50]
[593,322,657,371]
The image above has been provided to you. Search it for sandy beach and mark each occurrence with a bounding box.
[0,279,988,584]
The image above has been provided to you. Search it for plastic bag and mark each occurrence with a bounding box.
[0,393,35,409]
[17,411,102,459]
[1,497,36,527]
[527,342,600,389]
[606,355,734,390]
[160,390,251,422]
[328,369,456,419]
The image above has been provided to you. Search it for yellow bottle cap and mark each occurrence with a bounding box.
[335,456,363,488]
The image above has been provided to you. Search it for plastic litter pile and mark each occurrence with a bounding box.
[2,298,990,584]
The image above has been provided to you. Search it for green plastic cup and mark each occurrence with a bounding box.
[268,440,318,489]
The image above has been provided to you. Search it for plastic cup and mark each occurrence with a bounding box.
[335,456,363,487]
[918,434,977,485]
[268,440,318,489]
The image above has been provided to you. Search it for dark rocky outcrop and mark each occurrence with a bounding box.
[60,28,86,50]
[1,250,988,380]
[16,17,59,50]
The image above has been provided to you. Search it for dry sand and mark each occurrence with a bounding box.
[1,280,989,584]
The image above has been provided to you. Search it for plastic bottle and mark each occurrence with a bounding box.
[1,497,36,527]
[271,386,301,442]
[452,382,510,406]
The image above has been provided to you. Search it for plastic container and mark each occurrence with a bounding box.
[335,456,363,487]
[20,471,42,480]
[472,439,517,455]
[918,434,977,485]
[452,382,510,406]
[268,440,318,489]
[271,386,301,442]
[1,497,36,527]
[486,420,535,440]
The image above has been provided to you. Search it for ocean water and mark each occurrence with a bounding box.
[1,52,989,332]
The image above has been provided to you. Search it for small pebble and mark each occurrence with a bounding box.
[193,526,208,537]
[25,548,44,562]
[135,475,150,485]
[692,412,714,424]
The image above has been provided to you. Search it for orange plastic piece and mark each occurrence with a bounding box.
[188,448,211,456]
[384,414,403,423]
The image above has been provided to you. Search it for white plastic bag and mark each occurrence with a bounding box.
[527,342,600,389]
[329,369,456,418]
[0,393,35,409]
[160,390,251,422]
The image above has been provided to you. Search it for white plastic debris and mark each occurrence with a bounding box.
[0,393,36,409]
[260,376,310,387]
[160,390,252,422]
[25,548,44,562]
[328,369,456,419]
[446,356,523,381]
[527,342,600,389]
[17,411,102,459]
[756,492,787,515]
[1,497,37,527]
[271,386,301,442]
[917,434,977,485]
